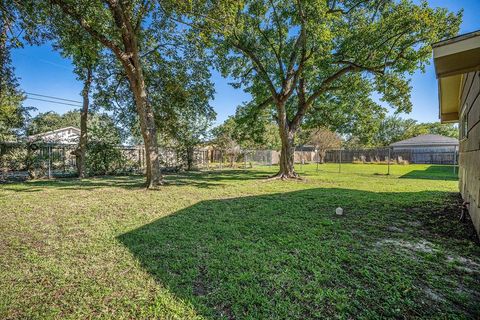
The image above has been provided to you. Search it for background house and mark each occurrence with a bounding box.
[389,134,458,164]
[433,30,480,235]
[28,126,80,144]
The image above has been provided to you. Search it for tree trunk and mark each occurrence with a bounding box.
[230,153,234,167]
[319,150,326,164]
[275,103,298,179]
[278,126,297,178]
[130,79,162,188]
[186,146,194,171]
[0,21,6,80]
[75,67,92,179]
[49,0,162,187]
[121,48,163,188]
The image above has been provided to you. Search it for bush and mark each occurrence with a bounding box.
[0,142,51,179]
[85,142,128,176]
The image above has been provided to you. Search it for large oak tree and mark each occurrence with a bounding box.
[92,22,215,171]
[188,0,461,179]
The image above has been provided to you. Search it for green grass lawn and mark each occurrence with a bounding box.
[1,164,479,319]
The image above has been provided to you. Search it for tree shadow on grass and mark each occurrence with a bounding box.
[165,169,274,188]
[0,175,146,192]
[399,165,458,181]
[117,188,480,319]
[0,170,275,192]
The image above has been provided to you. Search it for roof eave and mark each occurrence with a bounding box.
[433,31,480,123]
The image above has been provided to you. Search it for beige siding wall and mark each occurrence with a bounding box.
[459,71,480,235]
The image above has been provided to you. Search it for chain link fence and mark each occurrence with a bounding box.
[294,147,458,177]
[1,142,459,181]
[0,142,146,181]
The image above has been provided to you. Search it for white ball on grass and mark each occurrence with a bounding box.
[336,207,343,215]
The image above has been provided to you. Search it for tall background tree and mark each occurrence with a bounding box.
[48,16,103,177]
[211,118,241,167]
[91,14,215,171]
[368,115,458,147]
[45,0,175,187]
[233,104,282,150]
[187,0,461,179]
[301,127,342,163]
[26,111,71,135]
[43,0,219,184]
[0,0,44,140]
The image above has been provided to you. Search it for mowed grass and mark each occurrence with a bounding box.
[0,164,479,319]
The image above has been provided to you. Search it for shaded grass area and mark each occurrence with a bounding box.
[1,164,478,319]
[399,165,459,181]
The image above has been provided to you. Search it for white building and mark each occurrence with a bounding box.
[28,126,80,144]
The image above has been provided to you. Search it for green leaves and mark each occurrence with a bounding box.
[358,115,459,148]
[196,0,461,137]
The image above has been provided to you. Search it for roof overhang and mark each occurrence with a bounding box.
[433,31,480,123]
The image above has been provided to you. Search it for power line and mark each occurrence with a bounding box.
[25,97,82,108]
[26,92,82,104]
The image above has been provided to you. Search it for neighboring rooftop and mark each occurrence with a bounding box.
[29,126,80,137]
[390,134,459,148]
[28,126,80,143]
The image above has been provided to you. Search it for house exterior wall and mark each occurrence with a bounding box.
[459,71,480,235]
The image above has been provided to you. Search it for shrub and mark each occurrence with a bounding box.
[85,142,127,175]
[0,142,49,179]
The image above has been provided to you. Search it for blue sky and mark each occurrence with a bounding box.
[11,0,480,125]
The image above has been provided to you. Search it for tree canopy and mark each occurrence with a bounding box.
[371,116,458,146]
[0,1,41,141]
[186,0,461,178]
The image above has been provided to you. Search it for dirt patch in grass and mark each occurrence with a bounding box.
[405,193,479,244]
[376,239,437,253]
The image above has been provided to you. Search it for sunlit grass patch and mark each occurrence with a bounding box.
[0,164,478,319]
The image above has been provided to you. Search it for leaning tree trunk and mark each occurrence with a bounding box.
[319,150,326,164]
[120,46,163,188]
[76,67,92,179]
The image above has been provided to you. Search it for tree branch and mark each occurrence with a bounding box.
[255,22,284,81]
[257,96,274,109]
[268,0,285,76]
[306,65,355,106]
[230,32,278,99]
[326,0,368,15]
[105,0,134,53]
[50,0,126,60]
